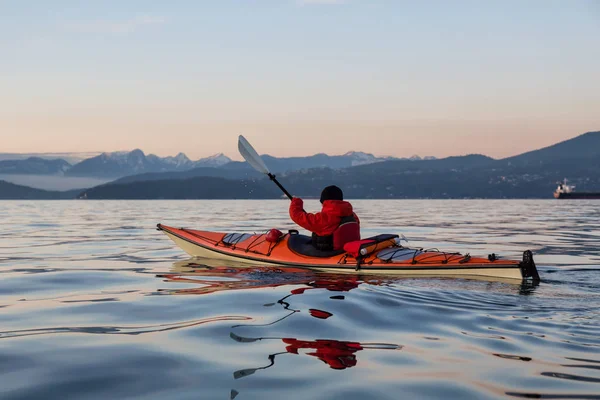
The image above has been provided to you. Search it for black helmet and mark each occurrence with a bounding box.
[320,185,343,203]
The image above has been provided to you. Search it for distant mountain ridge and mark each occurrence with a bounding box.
[219,151,435,173]
[63,148,421,178]
[0,157,71,175]
[77,130,600,199]
[65,150,233,178]
[0,152,100,164]
[77,150,418,184]
[3,147,436,181]
[4,130,599,197]
[503,130,600,166]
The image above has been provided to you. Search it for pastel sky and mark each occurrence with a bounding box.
[2,0,599,160]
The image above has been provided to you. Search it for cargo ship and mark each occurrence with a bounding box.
[553,179,600,199]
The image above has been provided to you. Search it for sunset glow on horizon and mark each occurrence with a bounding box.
[2,0,599,160]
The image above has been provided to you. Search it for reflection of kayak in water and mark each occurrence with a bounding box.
[157,224,540,282]
[230,332,402,377]
[157,262,540,301]
[158,262,365,296]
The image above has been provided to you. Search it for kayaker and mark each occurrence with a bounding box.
[289,185,360,251]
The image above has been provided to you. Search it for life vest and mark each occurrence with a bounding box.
[312,214,360,251]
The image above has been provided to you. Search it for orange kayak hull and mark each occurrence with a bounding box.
[157,224,540,282]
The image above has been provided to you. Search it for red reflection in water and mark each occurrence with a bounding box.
[282,338,363,369]
[308,309,333,319]
[230,332,402,377]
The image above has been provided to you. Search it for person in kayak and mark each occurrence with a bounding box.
[289,185,360,251]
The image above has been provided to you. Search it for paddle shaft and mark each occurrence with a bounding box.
[268,173,293,200]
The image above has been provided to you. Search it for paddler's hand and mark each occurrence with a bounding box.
[289,197,307,215]
[291,197,304,208]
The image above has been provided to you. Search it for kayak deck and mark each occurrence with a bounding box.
[157,224,540,282]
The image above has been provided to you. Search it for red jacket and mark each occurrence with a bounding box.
[289,198,360,237]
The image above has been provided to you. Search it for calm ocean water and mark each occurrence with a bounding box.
[1,200,599,399]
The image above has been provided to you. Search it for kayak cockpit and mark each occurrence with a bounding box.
[287,234,346,258]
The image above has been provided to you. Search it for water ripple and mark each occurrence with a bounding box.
[0,316,251,339]
[0,200,599,399]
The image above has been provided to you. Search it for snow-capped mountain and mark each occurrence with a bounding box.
[342,151,412,166]
[343,151,381,166]
[65,149,233,178]
[155,153,193,170]
[195,153,232,167]
[342,151,437,165]
[8,147,434,180]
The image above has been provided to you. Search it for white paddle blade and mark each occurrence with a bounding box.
[238,135,270,174]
